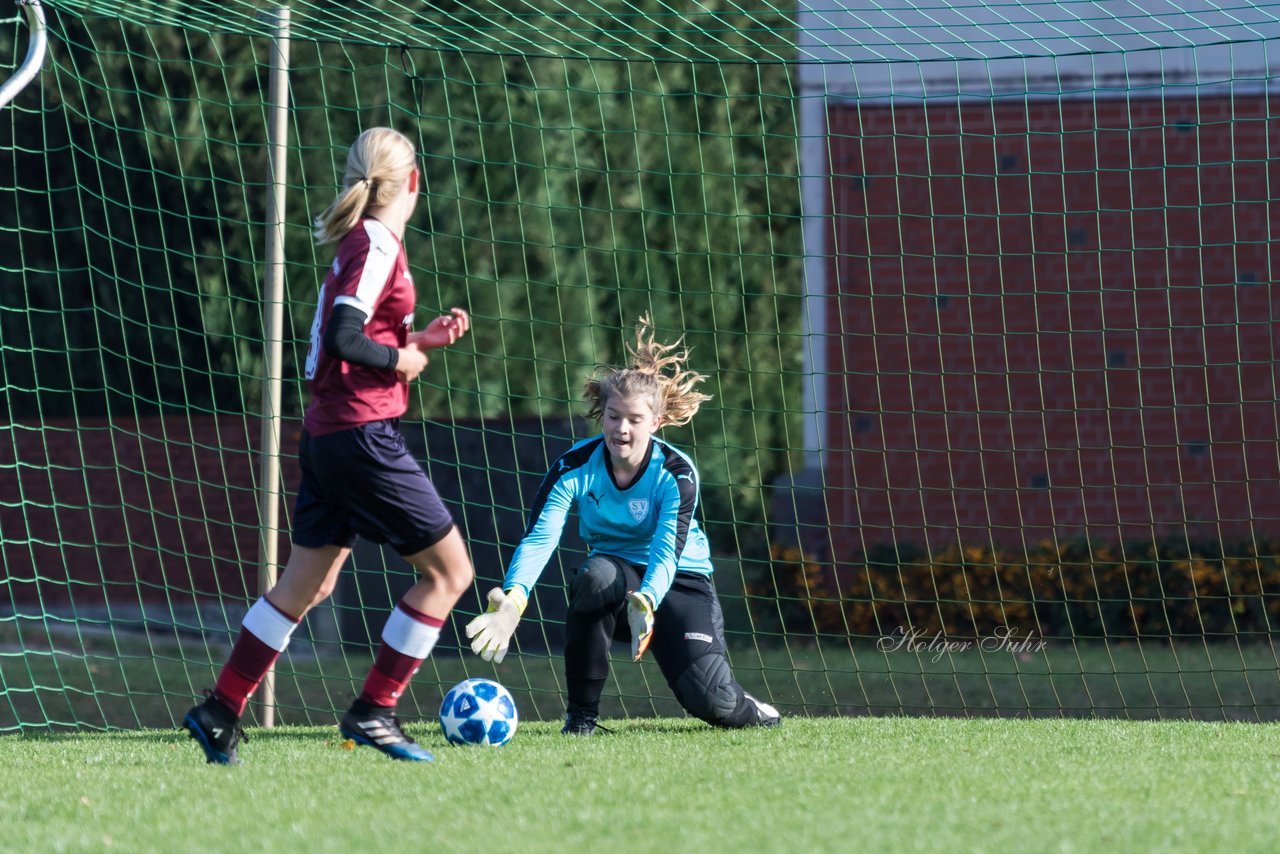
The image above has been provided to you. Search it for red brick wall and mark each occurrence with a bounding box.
[826,94,1280,555]
[1,416,296,607]
[0,415,582,610]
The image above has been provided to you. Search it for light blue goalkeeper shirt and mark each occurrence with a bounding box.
[502,435,714,606]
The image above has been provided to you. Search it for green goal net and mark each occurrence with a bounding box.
[2,0,1279,731]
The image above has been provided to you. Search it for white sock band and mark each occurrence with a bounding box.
[382,606,441,660]
[242,597,299,652]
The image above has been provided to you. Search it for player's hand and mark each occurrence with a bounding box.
[411,307,470,351]
[395,342,428,383]
[464,587,526,664]
[626,591,655,661]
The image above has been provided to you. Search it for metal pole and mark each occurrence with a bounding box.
[0,0,48,110]
[796,11,828,472]
[256,6,290,728]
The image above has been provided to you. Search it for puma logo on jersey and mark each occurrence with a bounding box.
[585,491,601,507]
[558,459,570,471]
[676,472,695,483]
[401,312,413,327]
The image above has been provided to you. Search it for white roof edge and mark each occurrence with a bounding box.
[797,0,1280,96]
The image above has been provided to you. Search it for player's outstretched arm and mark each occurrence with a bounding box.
[410,307,470,351]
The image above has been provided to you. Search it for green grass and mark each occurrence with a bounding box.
[6,620,1280,850]
[3,717,1280,852]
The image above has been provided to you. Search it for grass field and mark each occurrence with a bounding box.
[6,615,1280,850]
[3,716,1280,852]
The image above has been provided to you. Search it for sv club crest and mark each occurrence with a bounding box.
[628,499,649,522]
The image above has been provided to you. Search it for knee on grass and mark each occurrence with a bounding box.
[673,653,755,728]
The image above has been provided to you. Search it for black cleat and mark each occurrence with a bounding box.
[561,704,609,736]
[744,692,782,727]
[340,708,433,762]
[182,694,247,765]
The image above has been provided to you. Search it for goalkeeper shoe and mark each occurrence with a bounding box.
[340,708,434,762]
[561,704,612,736]
[744,692,782,727]
[182,694,247,765]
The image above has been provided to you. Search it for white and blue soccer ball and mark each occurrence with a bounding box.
[438,678,518,746]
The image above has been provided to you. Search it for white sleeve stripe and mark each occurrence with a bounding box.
[351,219,399,321]
[333,294,373,320]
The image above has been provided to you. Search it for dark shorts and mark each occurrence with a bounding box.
[574,556,730,675]
[564,556,754,725]
[291,420,454,555]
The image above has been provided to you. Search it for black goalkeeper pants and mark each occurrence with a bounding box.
[563,554,757,727]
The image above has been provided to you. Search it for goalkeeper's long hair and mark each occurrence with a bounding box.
[314,127,417,244]
[584,316,712,428]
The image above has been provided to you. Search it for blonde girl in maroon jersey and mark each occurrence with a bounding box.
[183,128,472,764]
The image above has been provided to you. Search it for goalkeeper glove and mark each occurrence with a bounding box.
[464,587,527,664]
[626,591,656,661]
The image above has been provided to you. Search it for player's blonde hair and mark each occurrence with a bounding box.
[584,316,712,428]
[313,127,418,244]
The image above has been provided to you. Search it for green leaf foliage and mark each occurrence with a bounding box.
[0,4,805,539]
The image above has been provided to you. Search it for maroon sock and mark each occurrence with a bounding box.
[212,598,300,717]
[358,602,444,708]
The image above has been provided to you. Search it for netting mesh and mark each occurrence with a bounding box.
[3,1,1280,730]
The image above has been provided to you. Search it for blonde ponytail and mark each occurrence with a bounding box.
[314,127,417,244]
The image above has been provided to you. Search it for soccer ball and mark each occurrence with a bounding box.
[438,678,518,746]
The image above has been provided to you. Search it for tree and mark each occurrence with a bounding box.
[0,1,805,540]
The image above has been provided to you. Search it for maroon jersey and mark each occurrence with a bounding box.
[302,218,414,436]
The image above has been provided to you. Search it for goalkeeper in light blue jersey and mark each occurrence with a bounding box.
[466,317,781,734]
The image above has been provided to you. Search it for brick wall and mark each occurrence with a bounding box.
[825,94,1280,556]
[1,416,289,609]
[1,414,584,615]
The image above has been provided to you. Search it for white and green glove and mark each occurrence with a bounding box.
[465,587,527,664]
[626,591,656,661]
